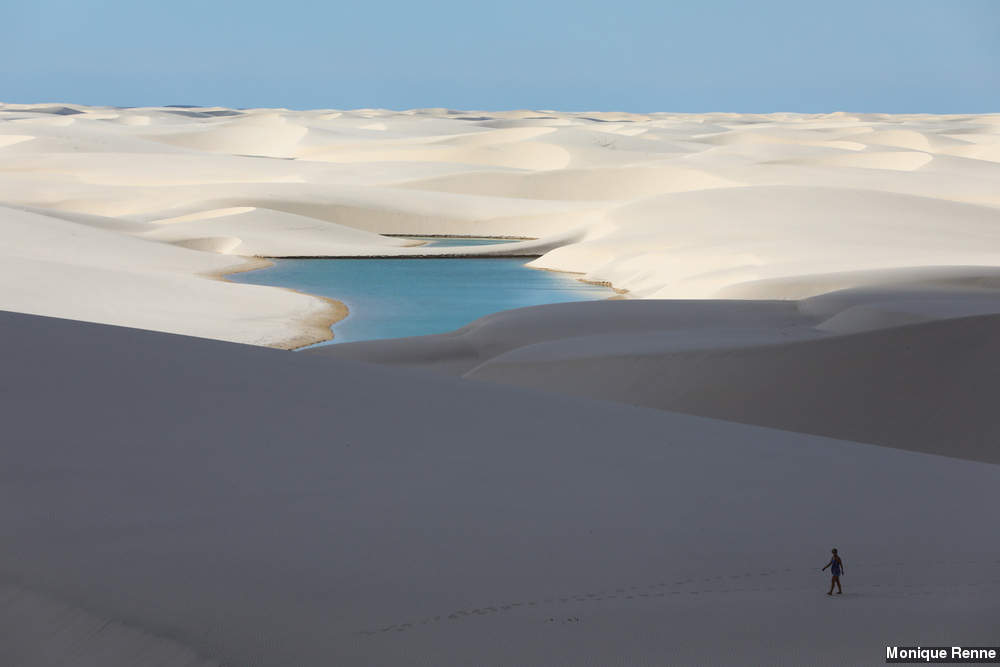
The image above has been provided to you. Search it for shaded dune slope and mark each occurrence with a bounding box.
[313,301,1000,463]
[464,314,1000,463]
[2,310,999,666]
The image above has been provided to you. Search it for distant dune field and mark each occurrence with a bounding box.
[2,104,1000,666]
[2,103,999,347]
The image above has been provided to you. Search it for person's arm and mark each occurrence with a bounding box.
[822,559,830,571]
[839,557,844,574]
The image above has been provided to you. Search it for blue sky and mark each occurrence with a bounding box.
[3,0,998,112]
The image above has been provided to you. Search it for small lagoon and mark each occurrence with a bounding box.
[231,238,615,345]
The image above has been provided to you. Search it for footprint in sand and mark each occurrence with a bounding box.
[361,562,1000,637]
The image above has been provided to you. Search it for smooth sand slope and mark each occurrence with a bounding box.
[313,284,1000,462]
[0,205,344,348]
[465,311,1000,463]
[2,103,1000,346]
[2,104,1000,664]
[2,310,1000,666]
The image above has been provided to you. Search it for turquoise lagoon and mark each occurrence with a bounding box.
[231,238,615,345]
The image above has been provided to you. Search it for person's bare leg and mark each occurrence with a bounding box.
[828,577,834,595]
[836,576,842,594]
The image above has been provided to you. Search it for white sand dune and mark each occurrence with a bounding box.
[2,310,1000,666]
[142,206,416,256]
[393,164,740,200]
[0,205,343,348]
[313,299,815,374]
[529,186,1000,299]
[3,103,1000,346]
[462,312,1000,463]
[146,112,309,158]
[3,102,1000,664]
[0,134,33,148]
[312,278,1000,462]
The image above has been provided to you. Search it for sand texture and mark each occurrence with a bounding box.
[314,296,1000,462]
[3,103,1000,346]
[3,103,1000,664]
[2,310,1000,666]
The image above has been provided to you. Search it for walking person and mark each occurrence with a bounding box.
[822,548,844,595]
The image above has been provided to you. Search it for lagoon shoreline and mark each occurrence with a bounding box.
[231,248,617,346]
[3,102,1000,664]
[214,257,349,349]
